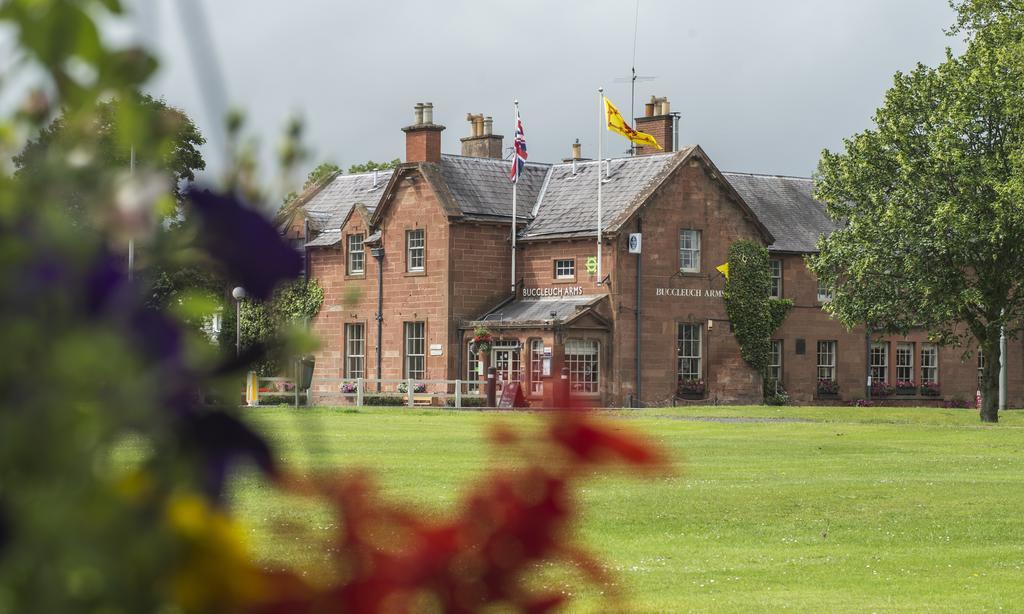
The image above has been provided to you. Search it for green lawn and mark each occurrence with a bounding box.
[232,406,1024,612]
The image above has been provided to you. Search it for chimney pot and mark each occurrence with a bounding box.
[484,116,493,136]
[571,139,582,160]
[660,99,670,115]
[404,102,445,163]
[644,102,655,117]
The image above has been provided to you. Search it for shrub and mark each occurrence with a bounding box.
[361,395,408,406]
[944,397,971,409]
[445,396,488,408]
[765,391,789,406]
[849,399,875,407]
[397,382,427,394]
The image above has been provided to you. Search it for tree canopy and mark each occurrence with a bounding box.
[809,0,1024,422]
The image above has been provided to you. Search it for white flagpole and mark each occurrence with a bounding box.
[597,87,604,286]
[511,99,518,297]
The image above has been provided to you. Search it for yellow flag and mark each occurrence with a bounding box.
[716,262,729,279]
[604,97,662,150]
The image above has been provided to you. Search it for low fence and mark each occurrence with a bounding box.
[309,377,486,409]
[252,376,306,407]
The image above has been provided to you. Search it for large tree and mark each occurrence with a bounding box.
[810,0,1024,422]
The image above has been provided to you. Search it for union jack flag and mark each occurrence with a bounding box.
[509,107,527,183]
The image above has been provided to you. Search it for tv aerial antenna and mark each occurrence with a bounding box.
[613,0,656,155]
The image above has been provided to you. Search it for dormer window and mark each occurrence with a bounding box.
[347,233,365,275]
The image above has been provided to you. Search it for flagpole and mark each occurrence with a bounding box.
[511,99,518,297]
[597,87,603,286]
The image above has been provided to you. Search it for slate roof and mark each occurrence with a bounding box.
[723,173,840,253]
[303,169,393,231]
[298,150,838,254]
[304,229,341,248]
[477,295,602,325]
[519,151,683,240]
[438,154,548,221]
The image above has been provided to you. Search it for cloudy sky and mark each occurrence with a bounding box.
[141,0,961,189]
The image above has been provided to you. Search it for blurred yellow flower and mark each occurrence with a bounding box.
[165,493,267,613]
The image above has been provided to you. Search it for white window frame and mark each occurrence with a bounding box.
[769,339,783,382]
[817,278,833,303]
[406,229,425,272]
[403,321,425,379]
[347,233,365,275]
[466,343,480,392]
[565,339,600,395]
[895,343,914,383]
[554,258,575,280]
[677,323,703,382]
[344,323,365,379]
[870,342,889,384]
[769,259,783,299]
[679,229,701,273]
[921,344,939,384]
[529,338,544,395]
[977,349,986,387]
[817,340,837,381]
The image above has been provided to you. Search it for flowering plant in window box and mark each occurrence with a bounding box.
[677,378,705,398]
[920,381,941,396]
[895,379,917,395]
[871,380,894,397]
[470,326,493,354]
[340,382,358,394]
[397,382,427,394]
[817,379,840,396]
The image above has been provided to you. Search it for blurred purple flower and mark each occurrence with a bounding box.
[185,188,301,300]
[178,411,277,501]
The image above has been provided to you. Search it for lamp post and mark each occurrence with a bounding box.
[232,286,246,357]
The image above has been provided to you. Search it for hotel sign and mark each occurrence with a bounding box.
[656,287,724,299]
[522,286,584,298]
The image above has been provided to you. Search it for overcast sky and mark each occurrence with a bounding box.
[140,0,961,189]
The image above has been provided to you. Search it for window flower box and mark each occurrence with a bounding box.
[920,382,941,397]
[894,380,917,395]
[677,378,705,399]
[816,379,840,398]
[871,381,894,397]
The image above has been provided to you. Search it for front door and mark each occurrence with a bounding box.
[492,345,521,392]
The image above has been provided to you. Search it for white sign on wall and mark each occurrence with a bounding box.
[655,287,724,298]
[522,286,584,298]
[628,233,642,254]
[429,344,443,356]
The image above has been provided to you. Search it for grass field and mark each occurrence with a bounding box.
[232,406,1024,612]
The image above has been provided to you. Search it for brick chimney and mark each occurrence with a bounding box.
[635,96,676,155]
[460,113,504,158]
[403,102,445,163]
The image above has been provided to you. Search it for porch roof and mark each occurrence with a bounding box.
[471,295,607,328]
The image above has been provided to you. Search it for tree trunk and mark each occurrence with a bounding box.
[980,336,1000,423]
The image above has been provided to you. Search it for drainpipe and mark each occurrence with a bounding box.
[635,216,642,407]
[372,245,385,392]
[865,328,872,401]
[1000,318,1007,411]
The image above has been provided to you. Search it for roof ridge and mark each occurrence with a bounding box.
[723,170,812,181]
[441,153,552,168]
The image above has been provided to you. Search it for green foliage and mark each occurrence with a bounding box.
[723,241,793,384]
[347,158,400,174]
[809,0,1024,422]
[221,279,324,375]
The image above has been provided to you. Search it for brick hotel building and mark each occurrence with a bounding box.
[285,100,1023,407]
